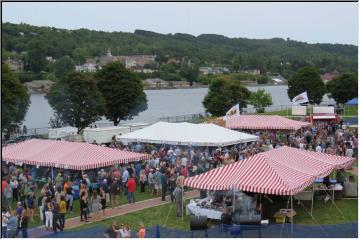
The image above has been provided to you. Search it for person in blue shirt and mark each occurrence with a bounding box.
[135,143,142,153]
[135,162,142,180]
[31,166,38,180]
[16,202,24,218]
[160,172,167,201]
[122,167,129,196]
[7,211,18,238]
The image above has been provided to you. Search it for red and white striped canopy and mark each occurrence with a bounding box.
[184,146,353,195]
[226,115,310,131]
[2,139,150,170]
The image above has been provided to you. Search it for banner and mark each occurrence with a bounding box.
[313,106,334,114]
[292,106,306,116]
[292,92,309,105]
[223,104,240,120]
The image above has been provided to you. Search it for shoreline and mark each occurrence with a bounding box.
[144,83,287,91]
[25,80,287,94]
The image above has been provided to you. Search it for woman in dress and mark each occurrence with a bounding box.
[44,200,53,231]
[79,191,88,222]
[139,169,147,193]
[91,191,101,221]
[99,187,106,216]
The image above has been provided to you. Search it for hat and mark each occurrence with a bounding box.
[17,202,22,206]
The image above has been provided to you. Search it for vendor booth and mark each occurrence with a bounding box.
[225,115,310,131]
[345,98,358,106]
[184,146,353,227]
[116,121,259,146]
[48,127,78,139]
[2,139,150,170]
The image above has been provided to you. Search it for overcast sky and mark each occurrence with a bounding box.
[2,2,358,45]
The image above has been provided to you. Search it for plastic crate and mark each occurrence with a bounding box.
[275,216,286,224]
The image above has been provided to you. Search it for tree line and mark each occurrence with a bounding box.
[2,62,147,137]
[2,22,358,83]
[203,66,358,116]
[3,61,357,138]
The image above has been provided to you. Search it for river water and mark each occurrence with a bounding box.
[23,85,335,129]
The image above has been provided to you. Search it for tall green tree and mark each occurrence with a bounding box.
[2,63,30,135]
[180,64,199,86]
[72,48,89,65]
[203,78,250,116]
[249,88,273,113]
[326,73,358,104]
[46,72,106,132]
[287,66,326,104]
[95,62,148,126]
[54,55,75,79]
[27,40,48,73]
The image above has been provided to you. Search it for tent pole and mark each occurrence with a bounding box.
[291,195,293,235]
[311,183,314,217]
[287,105,289,117]
[233,185,235,213]
[51,167,54,182]
[181,185,184,221]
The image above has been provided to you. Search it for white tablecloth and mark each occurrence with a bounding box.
[186,199,223,220]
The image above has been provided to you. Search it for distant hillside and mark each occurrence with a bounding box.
[2,22,357,78]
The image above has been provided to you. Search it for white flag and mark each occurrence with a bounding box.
[223,104,240,120]
[292,91,309,105]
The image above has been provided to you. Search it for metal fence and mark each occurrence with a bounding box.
[9,103,357,141]
[159,113,208,123]
[37,222,358,238]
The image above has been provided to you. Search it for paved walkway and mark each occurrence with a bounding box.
[28,190,199,238]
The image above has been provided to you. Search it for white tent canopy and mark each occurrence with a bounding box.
[116,121,259,147]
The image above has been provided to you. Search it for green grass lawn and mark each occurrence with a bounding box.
[71,199,193,232]
[344,105,358,116]
[292,198,358,225]
[70,195,357,234]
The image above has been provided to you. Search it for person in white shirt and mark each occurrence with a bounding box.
[181,157,188,167]
[2,210,11,238]
[116,224,131,238]
[315,145,322,153]
[268,143,274,150]
[174,147,182,157]
[9,177,19,202]
[346,147,354,158]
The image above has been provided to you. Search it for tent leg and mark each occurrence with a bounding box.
[311,184,314,217]
[233,185,235,213]
[287,105,289,117]
[181,186,184,221]
[290,196,293,235]
[51,167,54,182]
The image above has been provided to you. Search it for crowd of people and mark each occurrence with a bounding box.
[1,119,357,238]
[103,221,145,238]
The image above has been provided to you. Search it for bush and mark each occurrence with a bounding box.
[17,71,36,83]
